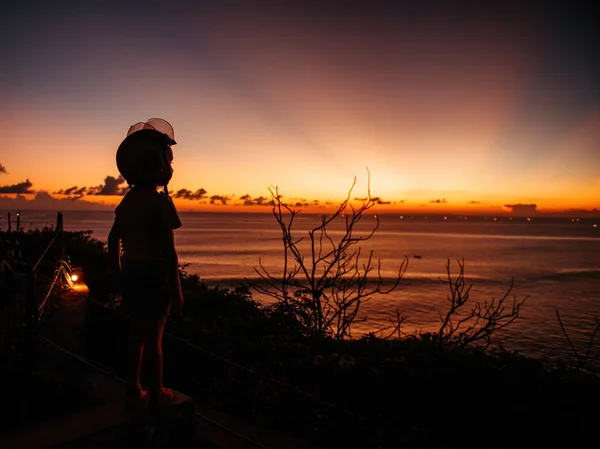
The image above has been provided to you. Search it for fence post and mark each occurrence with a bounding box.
[57,212,65,291]
[56,211,63,232]
[7,212,11,232]
[24,268,39,370]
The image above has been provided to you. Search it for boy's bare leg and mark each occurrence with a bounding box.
[145,316,174,402]
[127,319,146,399]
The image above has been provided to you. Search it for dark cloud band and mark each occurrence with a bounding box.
[0,179,34,194]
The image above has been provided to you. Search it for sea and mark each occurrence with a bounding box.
[2,210,599,362]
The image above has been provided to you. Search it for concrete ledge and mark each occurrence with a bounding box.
[0,391,194,449]
[193,402,311,449]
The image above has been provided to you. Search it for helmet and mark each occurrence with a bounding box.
[116,118,177,186]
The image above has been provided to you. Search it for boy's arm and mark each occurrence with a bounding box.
[161,227,179,282]
[107,218,121,285]
[157,194,184,313]
[159,227,184,313]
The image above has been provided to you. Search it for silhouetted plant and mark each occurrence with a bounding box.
[436,258,527,348]
[556,309,600,373]
[252,175,408,339]
[372,308,408,340]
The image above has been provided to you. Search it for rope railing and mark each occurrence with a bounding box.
[31,212,64,272]
[31,229,61,273]
[1,219,56,225]
[1,211,69,323]
[1,211,58,233]
[37,259,73,320]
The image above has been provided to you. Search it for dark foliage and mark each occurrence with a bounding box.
[4,228,600,448]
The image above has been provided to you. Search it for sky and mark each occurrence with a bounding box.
[1,0,599,215]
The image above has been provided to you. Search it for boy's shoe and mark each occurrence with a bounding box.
[148,387,177,417]
[156,387,176,405]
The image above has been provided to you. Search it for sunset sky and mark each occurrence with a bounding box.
[1,1,598,214]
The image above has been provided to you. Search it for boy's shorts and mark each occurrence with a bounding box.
[120,261,171,319]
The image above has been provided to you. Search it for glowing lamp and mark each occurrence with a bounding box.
[70,267,84,284]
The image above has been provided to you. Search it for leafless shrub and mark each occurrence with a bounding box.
[437,259,527,348]
[556,310,600,373]
[372,308,408,340]
[252,174,408,339]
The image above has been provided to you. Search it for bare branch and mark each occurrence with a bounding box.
[252,172,407,339]
[556,309,600,372]
[437,259,527,348]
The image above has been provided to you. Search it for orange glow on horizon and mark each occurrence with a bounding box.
[1,191,597,216]
[1,5,598,217]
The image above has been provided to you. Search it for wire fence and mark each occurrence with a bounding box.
[0,211,58,232]
[1,211,67,328]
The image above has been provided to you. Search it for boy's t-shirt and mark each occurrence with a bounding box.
[115,187,182,263]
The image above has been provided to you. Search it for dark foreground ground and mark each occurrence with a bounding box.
[2,227,600,448]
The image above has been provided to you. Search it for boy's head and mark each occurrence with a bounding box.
[116,122,176,187]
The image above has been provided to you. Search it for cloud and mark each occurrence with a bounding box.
[369,196,391,205]
[429,198,448,203]
[73,187,87,197]
[0,179,34,194]
[504,203,538,216]
[351,196,392,205]
[0,190,113,211]
[469,200,480,204]
[172,188,208,200]
[210,195,231,205]
[242,195,271,206]
[0,163,7,174]
[58,175,128,197]
[55,186,89,198]
[91,175,128,195]
[556,208,600,217]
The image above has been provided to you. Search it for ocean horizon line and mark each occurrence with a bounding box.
[1,208,599,220]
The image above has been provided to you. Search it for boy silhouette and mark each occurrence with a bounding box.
[108,119,184,408]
